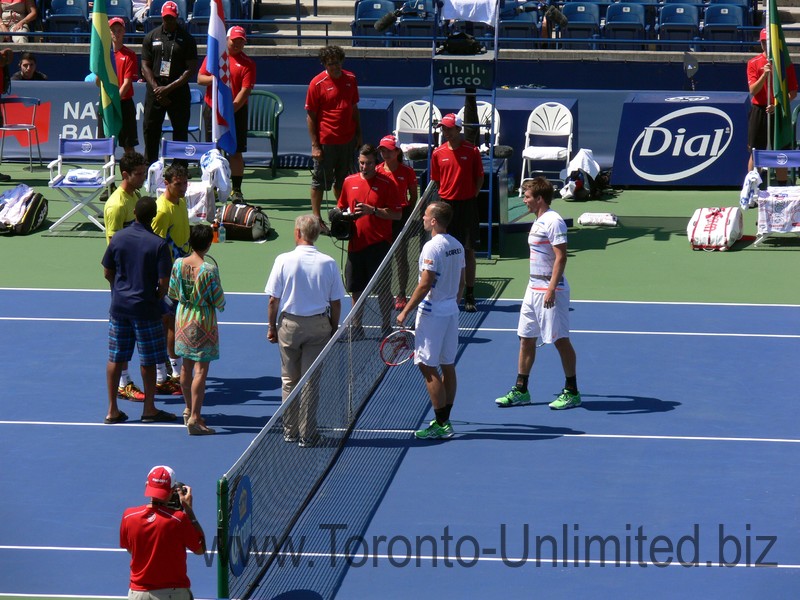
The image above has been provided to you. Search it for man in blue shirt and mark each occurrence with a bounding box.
[101,196,177,425]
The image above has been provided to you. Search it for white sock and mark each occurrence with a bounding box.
[119,369,132,388]
[156,363,168,384]
[169,357,181,378]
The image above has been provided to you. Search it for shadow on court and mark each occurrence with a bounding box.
[578,393,681,415]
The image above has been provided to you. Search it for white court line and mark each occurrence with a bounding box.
[353,429,800,444]
[1,316,798,339]
[0,547,797,570]
[0,421,262,430]
[2,288,800,307]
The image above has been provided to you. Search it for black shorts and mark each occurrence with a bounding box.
[442,197,479,250]
[392,204,414,240]
[345,241,390,294]
[311,139,357,191]
[98,98,138,149]
[202,103,248,154]
[747,104,791,152]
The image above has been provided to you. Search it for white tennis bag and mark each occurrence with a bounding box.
[687,207,743,251]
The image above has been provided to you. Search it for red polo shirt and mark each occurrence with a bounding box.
[305,69,360,145]
[337,172,403,252]
[199,51,256,108]
[114,45,138,101]
[431,140,484,201]
[377,161,417,208]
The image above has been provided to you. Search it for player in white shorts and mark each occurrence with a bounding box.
[397,201,466,439]
[495,177,581,410]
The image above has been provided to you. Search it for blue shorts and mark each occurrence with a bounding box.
[108,316,167,366]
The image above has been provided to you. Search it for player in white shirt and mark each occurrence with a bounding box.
[397,202,466,439]
[495,177,581,410]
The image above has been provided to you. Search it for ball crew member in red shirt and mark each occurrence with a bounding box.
[430,113,484,313]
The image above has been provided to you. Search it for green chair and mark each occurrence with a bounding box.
[247,90,284,178]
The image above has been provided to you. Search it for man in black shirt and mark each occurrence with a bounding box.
[140,1,197,164]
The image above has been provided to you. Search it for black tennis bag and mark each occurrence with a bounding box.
[0,184,48,235]
[218,202,271,242]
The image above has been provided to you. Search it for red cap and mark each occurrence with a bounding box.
[108,17,126,28]
[437,113,463,129]
[228,25,247,41]
[161,1,179,17]
[144,465,175,501]
[760,29,767,42]
[378,134,398,151]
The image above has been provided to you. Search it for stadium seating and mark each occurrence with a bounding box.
[708,0,753,27]
[188,0,234,33]
[626,0,659,30]
[603,2,649,50]
[45,0,90,42]
[145,0,188,31]
[396,0,440,47]
[497,2,539,49]
[559,3,601,50]
[106,0,134,33]
[701,4,744,52]
[656,4,700,50]
[351,0,397,47]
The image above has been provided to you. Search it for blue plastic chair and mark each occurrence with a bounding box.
[106,0,134,32]
[45,0,90,42]
[351,0,397,47]
[702,4,744,52]
[145,0,188,31]
[163,87,204,142]
[396,0,439,48]
[603,3,648,50]
[560,3,601,50]
[657,4,700,49]
[498,2,539,49]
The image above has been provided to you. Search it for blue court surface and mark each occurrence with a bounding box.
[1,289,798,599]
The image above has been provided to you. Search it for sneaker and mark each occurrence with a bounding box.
[463,294,477,313]
[118,382,145,401]
[283,430,299,443]
[441,421,455,437]
[156,378,181,395]
[495,386,531,407]
[414,419,453,440]
[299,434,323,448]
[230,190,244,204]
[549,389,582,410]
[394,295,407,311]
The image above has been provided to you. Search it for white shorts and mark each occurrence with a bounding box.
[414,311,458,367]
[517,282,570,344]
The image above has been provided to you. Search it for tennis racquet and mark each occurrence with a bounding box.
[204,253,220,284]
[379,328,416,366]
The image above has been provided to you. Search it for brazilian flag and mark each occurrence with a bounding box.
[768,0,793,150]
[89,0,122,139]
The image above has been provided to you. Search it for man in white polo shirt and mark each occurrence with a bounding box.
[397,201,466,440]
[265,215,346,447]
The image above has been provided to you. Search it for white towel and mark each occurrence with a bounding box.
[578,212,618,227]
[522,146,568,161]
[566,148,601,179]
[442,0,497,25]
[201,149,232,200]
[65,169,102,184]
[739,169,762,210]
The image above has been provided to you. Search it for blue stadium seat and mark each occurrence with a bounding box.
[625,0,659,29]
[188,0,233,34]
[657,4,700,49]
[145,0,188,32]
[565,0,610,22]
[560,3,601,50]
[351,0,397,47]
[498,2,539,49]
[708,0,752,27]
[701,4,744,52]
[106,0,134,32]
[603,3,649,50]
[45,0,89,42]
[396,0,439,48]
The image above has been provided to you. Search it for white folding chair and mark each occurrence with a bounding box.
[148,138,219,223]
[520,102,573,189]
[48,136,115,232]
[456,101,501,147]
[394,100,442,153]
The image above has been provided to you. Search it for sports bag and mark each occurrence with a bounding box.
[218,202,271,242]
[687,207,743,251]
[0,184,48,235]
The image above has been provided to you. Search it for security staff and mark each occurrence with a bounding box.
[141,1,198,164]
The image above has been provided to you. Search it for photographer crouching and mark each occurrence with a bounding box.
[120,466,206,600]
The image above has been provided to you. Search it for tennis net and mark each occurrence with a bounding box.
[217,180,436,599]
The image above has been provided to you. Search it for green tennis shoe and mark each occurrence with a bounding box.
[415,420,453,439]
[495,386,531,407]
[549,389,582,410]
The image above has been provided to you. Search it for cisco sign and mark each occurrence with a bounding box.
[612,93,750,187]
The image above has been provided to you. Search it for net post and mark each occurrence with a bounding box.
[217,475,230,600]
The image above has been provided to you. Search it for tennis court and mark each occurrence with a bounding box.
[1,162,798,599]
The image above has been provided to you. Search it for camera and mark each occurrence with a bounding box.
[167,482,187,510]
[328,207,356,241]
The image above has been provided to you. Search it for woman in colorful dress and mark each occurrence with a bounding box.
[168,223,225,435]
[377,134,418,311]
[0,0,36,44]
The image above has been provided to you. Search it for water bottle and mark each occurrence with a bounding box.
[212,220,219,243]
[218,221,226,244]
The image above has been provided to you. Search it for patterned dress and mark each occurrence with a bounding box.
[168,258,226,362]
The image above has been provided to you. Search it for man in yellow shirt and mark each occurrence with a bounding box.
[151,163,190,391]
[104,152,148,401]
